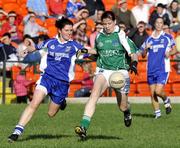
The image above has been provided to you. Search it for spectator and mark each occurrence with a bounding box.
[23,12,48,44]
[112,0,136,31]
[74,62,94,97]
[93,8,105,22]
[128,21,149,48]
[13,71,34,103]
[26,0,49,21]
[16,35,35,61]
[132,0,154,24]
[167,0,180,32]
[0,33,18,77]
[83,0,105,17]
[46,0,65,18]
[0,11,23,43]
[149,3,171,29]
[66,0,85,18]
[90,21,103,48]
[73,19,89,46]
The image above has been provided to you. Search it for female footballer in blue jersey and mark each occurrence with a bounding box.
[140,17,178,119]
[8,17,88,142]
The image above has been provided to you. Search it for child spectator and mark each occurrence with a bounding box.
[13,71,34,103]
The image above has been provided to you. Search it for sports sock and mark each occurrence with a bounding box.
[123,109,130,116]
[12,125,24,135]
[164,97,169,104]
[80,115,91,130]
[155,109,161,117]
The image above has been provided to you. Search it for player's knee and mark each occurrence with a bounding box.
[155,90,162,96]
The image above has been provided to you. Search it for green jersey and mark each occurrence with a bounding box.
[95,26,136,70]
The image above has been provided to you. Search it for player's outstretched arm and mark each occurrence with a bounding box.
[76,47,97,59]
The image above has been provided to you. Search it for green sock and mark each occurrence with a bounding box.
[80,115,91,129]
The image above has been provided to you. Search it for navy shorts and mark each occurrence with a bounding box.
[36,73,69,105]
[147,72,169,85]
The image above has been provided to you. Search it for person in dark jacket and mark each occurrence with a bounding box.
[149,3,171,29]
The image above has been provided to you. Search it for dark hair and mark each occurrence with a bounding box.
[3,32,11,38]
[101,11,116,21]
[23,34,32,41]
[55,17,73,30]
[157,3,166,8]
[38,34,49,41]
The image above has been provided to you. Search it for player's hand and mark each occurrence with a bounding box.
[76,48,88,59]
[130,61,138,75]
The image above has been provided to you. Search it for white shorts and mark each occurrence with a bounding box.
[94,67,130,94]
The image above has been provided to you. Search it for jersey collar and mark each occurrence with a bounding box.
[151,30,164,39]
[55,35,73,44]
[100,25,120,34]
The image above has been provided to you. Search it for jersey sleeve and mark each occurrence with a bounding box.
[127,37,139,53]
[118,30,131,55]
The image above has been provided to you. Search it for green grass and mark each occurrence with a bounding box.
[0,104,180,148]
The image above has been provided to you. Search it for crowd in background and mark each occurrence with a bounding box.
[1,0,180,100]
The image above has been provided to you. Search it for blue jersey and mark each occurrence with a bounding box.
[140,31,175,75]
[38,37,83,82]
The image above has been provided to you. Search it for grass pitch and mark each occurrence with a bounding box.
[0,103,180,148]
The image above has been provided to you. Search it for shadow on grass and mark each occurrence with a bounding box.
[18,134,73,141]
[132,113,154,118]
[86,135,122,141]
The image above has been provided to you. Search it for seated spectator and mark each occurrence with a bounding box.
[23,12,48,44]
[149,3,171,29]
[13,71,34,103]
[0,33,18,77]
[74,62,94,97]
[26,0,49,21]
[128,21,149,48]
[0,11,23,44]
[46,0,65,18]
[16,35,35,61]
[167,0,180,32]
[73,19,89,46]
[93,8,105,22]
[112,0,136,31]
[163,24,176,38]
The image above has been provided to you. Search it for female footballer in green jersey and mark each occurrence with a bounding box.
[75,11,138,140]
